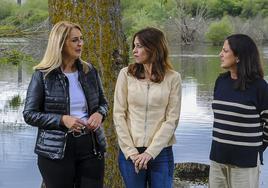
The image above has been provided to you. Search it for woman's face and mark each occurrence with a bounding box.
[219,40,237,71]
[132,36,149,64]
[62,28,83,61]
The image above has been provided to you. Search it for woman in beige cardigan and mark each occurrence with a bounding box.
[113,27,182,188]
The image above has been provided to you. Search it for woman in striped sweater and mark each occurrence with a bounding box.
[209,34,268,188]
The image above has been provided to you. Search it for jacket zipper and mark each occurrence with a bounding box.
[78,72,99,157]
[143,83,150,146]
[60,73,69,158]
[63,132,68,156]
[91,131,97,155]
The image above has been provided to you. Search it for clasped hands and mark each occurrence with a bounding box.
[130,152,152,174]
[62,112,103,133]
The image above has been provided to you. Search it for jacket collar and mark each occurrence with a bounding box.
[54,58,89,74]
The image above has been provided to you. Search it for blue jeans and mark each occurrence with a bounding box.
[118,146,174,188]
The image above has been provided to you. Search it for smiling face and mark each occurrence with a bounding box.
[219,40,238,72]
[132,36,149,64]
[62,27,83,61]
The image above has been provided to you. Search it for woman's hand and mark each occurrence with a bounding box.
[86,112,103,131]
[134,152,152,170]
[61,115,86,132]
[129,153,138,162]
[129,153,139,173]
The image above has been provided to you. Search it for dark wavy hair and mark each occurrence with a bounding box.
[223,34,264,90]
[128,27,173,83]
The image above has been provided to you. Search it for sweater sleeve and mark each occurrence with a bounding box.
[113,68,139,159]
[258,80,268,150]
[213,76,220,94]
[145,73,182,158]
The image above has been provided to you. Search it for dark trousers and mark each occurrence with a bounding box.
[38,134,104,188]
[118,146,174,188]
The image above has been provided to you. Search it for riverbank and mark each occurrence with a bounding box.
[39,162,209,188]
[174,162,209,188]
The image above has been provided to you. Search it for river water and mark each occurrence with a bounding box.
[0,43,267,188]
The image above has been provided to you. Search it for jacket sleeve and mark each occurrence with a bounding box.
[95,70,109,121]
[145,73,182,159]
[113,68,139,159]
[23,71,63,130]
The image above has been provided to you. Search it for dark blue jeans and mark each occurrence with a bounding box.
[118,146,174,188]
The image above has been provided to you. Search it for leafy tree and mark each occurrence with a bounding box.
[176,0,207,16]
[241,0,268,18]
[121,0,177,41]
[207,0,242,18]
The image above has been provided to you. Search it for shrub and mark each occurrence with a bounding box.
[1,9,48,28]
[0,49,37,66]
[0,1,15,20]
[24,10,48,26]
[205,16,233,45]
[0,25,16,34]
[23,0,48,11]
[262,17,268,40]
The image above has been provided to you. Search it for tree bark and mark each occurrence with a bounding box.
[17,0,21,5]
[48,1,128,187]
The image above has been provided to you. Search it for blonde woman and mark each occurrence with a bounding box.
[23,21,108,188]
[113,27,182,188]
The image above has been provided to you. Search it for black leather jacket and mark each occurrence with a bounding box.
[23,60,108,160]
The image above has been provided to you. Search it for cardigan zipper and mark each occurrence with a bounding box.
[143,83,150,146]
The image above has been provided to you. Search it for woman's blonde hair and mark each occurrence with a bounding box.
[34,21,87,75]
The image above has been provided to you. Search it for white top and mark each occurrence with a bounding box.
[64,71,88,121]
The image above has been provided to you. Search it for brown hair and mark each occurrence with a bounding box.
[128,27,173,83]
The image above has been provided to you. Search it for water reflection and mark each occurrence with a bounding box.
[0,62,31,125]
[0,38,45,187]
[181,78,213,123]
[0,127,41,188]
[7,95,22,109]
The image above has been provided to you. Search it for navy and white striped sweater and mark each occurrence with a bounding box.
[210,73,268,167]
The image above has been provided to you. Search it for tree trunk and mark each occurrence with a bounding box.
[17,0,21,5]
[47,1,128,187]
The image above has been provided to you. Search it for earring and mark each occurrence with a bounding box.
[236,58,239,63]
